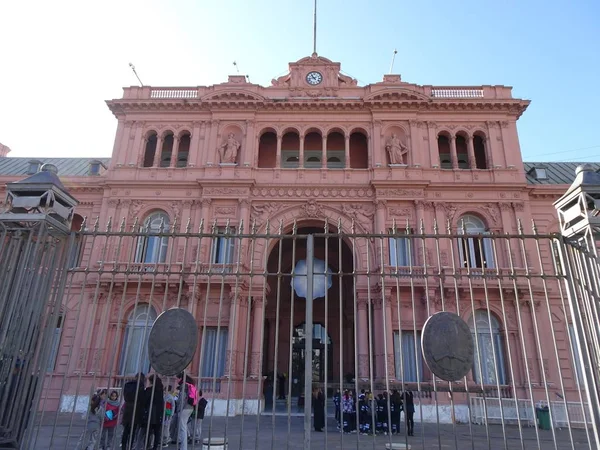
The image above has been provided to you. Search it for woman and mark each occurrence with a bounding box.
[142,374,165,450]
[312,387,325,432]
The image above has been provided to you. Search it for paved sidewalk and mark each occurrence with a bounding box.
[24,413,594,449]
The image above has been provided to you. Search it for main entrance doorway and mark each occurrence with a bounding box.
[291,323,333,397]
[262,225,356,403]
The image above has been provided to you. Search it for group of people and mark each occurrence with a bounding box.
[77,372,208,450]
[332,389,415,436]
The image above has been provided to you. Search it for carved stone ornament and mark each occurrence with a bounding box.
[342,204,374,227]
[215,206,236,216]
[302,200,323,218]
[251,203,283,225]
[385,133,409,165]
[389,207,413,217]
[217,133,240,164]
[378,188,422,197]
[482,203,500,225]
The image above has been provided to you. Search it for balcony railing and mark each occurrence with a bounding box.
[150,88,199,99]
[431,88,484,98]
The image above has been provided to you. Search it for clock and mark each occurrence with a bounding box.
[306,71,323,86]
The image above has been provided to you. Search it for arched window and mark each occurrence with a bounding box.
[135,212,170,263]
[437,134,452,169]
[258,131,277,168]
[473,134,488,169]
[456,135,469,169]
[457,214,494,269]
[120,304,157,375]
[177,133,191,167]
[469,310,506,385]
[160,133,174,167]
[143,133,157,167]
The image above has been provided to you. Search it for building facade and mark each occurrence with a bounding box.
[0,54,594,421]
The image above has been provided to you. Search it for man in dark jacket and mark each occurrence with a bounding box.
[121,373,146,450]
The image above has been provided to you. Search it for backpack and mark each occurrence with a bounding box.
[186,382,198,406]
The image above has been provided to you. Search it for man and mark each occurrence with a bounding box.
[403,390,415,436]
[191,390,208,444]
[121,373,145,450]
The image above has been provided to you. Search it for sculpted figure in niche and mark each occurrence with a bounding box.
[218,133,241,164]
[385,133,408,165]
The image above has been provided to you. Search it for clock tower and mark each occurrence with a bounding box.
[270,54,357,96]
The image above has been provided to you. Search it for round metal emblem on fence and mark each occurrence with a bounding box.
[148,308,198,376]
[421,311,474,382]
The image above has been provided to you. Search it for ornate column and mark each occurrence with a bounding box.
[357,296,370,379]
[250,297,265,378]
[170,135,180,167]
[373,121,383,167]
[225,294,249,377]
[322,135,327,169]
[427,121,438,167]
[344,134,350,169]
[467,134,476,169]
[129,121,144,167]
[299,134,305,168]
[373,296,385,378]
[384,299,395,379]
[449,135,458,169]
[276,133,282,168]
[485,121,501,167]
[408,120,419,166]
[118,121,133,167]
[188,121,203,167]
[152,135,163,168]
[375,200,386,234]
[243,120,253,165]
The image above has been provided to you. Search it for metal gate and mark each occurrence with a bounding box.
[2,171,600,450]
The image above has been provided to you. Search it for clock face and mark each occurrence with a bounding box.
[306,71,323,85]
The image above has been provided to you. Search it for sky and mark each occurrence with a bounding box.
[1,0,599,162]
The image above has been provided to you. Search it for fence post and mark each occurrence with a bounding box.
[304,234,314,450]
[554,164,600,445]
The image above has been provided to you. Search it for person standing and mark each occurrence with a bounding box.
[121,373,145,450]
[312,387,325,432]
[142,374,164,450]
[100,390,120,449]
[176,372,195,450]
[403,390,415,436]
[76,390,105,450]
[191,390,208,444]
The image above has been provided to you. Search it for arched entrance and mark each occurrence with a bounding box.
[291,323,333,397]
[262,224,355,401]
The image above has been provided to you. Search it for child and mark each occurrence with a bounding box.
[163,385,174,446]
[76,390,105,450]
[100,390,120,449]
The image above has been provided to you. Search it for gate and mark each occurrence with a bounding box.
[2,169,600,450]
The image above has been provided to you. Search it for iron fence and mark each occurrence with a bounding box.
[4,217,600,449]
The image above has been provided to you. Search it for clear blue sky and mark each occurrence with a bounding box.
[1,0,599,162]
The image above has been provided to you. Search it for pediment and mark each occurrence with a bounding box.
[364,88,429,102]
[201,90,266,102]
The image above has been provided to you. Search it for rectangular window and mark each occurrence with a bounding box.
[568,324,584,385]
[393,331,423,382]
[458,234,495,269]
[389,230,413,267]
[47,315,63,372]
[200,327,228,378]
[212,227,236,264]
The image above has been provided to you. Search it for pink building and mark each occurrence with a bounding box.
[0,54,593,422]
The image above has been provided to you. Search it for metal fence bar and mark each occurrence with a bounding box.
[304,234,314,450]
